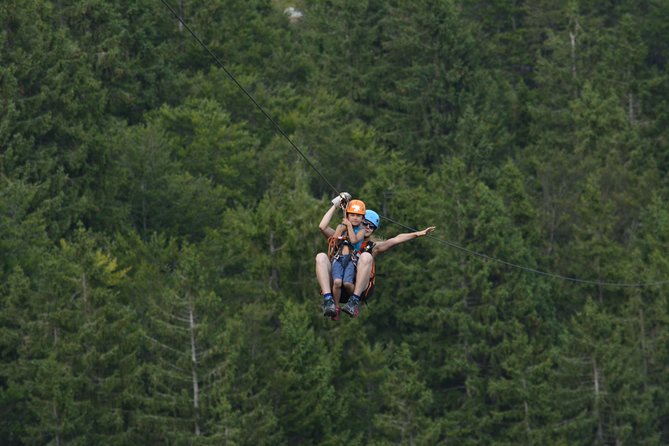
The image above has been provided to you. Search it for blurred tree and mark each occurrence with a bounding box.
[371,0,481,167]
[370,343,441,445]
[157,99,260,203]
[271,302,337,444]
[548,298,659,445]
[1,229,140,444]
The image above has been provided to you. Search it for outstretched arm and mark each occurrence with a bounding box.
[373,226,436,255]
[319,192,351,238]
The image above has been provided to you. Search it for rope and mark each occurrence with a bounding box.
[160,0,339,195]
[382,215,669,288]
[160,1,669,289]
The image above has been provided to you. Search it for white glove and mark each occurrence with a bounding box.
[331,192,352,207]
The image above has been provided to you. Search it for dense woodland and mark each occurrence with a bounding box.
[2,0,669,444]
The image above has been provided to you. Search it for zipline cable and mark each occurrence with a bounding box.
[161,1,669,288]
[383,215,669,288]
[160,0,339,195]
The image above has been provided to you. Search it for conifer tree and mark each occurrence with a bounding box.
[331,339,389,444]
[132,241,232,442]
[272,302,337,444]
[547,297,659,445]
[383,158,555,443]
[157,99,261,203]
[371,0,482,167]
[299,0,387,107]
[1,229,139,444]
[631,197,669,443]
[371,343,441,445]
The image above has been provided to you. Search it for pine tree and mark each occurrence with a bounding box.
[110,118,229,240]
[370,343,441,445]
[375,158,554,443]
[272,302,337,444]
[547,297,660,445]
[132,241,230,442]
[331,339,389,445]
[157,99,261,202]
[631,196,669,443]
[299,0,388,107]
[370,0,484,167]
[1,229,140,444]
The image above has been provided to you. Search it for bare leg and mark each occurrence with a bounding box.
[333,279,343,305]
[315,252,333,295]
[342,253,373,318]
[353,252,373,296]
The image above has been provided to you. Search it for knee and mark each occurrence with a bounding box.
[316,252,329,265]
[333,279,343,289]
[358,252,372,266]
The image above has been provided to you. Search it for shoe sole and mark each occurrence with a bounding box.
[331,308,341,321]
[323,307,337,317]
[342,308,358,318]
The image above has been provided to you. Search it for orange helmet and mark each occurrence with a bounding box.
[346,199,366,215]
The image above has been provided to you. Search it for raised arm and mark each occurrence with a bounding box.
[373,226,436,255]
[319,205,339,238]
[319,192,351,238]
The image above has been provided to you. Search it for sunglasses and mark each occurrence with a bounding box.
[361,220,377,230]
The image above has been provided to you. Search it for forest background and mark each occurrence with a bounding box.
[2,0,669,444]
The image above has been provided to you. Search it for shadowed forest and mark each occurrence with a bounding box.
[2,1,669,444]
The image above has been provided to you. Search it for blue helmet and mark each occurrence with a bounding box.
[364,210,380,229]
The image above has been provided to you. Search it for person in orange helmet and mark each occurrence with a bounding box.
[318,194,365,320]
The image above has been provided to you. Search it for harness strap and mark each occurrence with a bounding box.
[359,261,376,301]
[355,241,376,301]
[326,238,377,301]
[327,236,347,260]
[329,234,360,261]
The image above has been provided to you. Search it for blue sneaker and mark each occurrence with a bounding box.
[323,298,337,317]
[342,297,360,318]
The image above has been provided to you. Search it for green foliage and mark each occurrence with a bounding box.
[3,1,669,444]
[371,343,440,445]
[1,229,141,445]
[370,0,483,166]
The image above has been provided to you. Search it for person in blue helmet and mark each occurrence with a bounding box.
[316,195,435,320]
[340,209,435,318]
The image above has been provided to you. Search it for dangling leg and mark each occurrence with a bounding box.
[332,255,350,306]
[343,252,373,318]
[332,278,343,304]
[342,258,356,297]
[316,252,336,317]
[316,252,333,294]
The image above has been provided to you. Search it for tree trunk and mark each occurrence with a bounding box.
[593,358,604,443]
[188,291,201,436]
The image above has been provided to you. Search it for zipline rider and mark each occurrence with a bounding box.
[316,193,436,319]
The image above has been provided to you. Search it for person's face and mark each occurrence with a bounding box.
[360,218,377,236]
[347,213,363,226]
